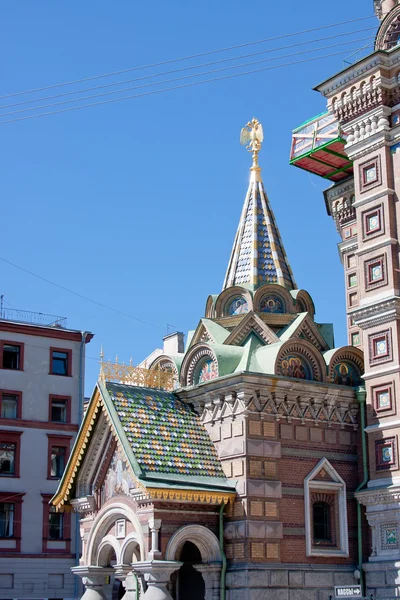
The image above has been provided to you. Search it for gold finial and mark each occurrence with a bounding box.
[240,117,264,171]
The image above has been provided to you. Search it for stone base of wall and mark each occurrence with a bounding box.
[365,559,400,598]
[0,556,80,599]
[226,563,358,600]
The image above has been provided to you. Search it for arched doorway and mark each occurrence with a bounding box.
[176,541,205,600]
[111,579,125,600]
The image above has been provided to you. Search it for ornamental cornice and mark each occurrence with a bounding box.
[350,297,400,329]
[70,496,96,514]
[145,487,235,504]
[200,387,359,428]
[316,47,400,97]
[324,180,355,204]
[356,486,400,506]
[315,53,386,96]
[345,136,389,161]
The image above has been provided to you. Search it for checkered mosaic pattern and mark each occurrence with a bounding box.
[107,383,226,479]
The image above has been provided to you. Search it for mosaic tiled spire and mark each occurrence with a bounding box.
[223,119,297,291]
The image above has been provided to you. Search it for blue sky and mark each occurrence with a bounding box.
[0,1,377,394]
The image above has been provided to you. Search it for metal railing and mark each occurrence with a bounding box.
[0,307,67,328]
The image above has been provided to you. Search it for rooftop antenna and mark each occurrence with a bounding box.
[0,295,4,320]
[166,323,178,335]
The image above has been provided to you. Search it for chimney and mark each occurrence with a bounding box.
[163,331,185,355]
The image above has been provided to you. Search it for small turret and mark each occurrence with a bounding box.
[375,0,398,20]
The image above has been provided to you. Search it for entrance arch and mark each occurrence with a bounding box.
[177,541,205,600]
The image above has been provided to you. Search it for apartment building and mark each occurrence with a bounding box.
[0,308,93,599]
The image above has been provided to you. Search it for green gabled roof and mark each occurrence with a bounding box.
[104,382,229,485]
[185,330,195,352]
[278,312,308,342]
[201,319,230,344]
[234,333,265,373]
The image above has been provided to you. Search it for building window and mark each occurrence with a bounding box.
[0,503,14,537]
[0,391,21,419]
[49,396,71,423]
[42,494,71,553]
[348,273,357,288]
[49,508,64,539]
[0,443,16,475]
[47,436,71,479]
[347,254,356,269]
[50,348,71,376]
[0,433,21,477]
[313,502,331,543]
[0,341,24,371]
[376,437,398,471]
[304,458,348,557]
[349,292,358,307]
[50,447,66,478]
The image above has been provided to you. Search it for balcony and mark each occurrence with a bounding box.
[0,307,67,328]
[290,112,353,182]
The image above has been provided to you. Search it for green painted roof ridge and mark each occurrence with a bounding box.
[100,381,145,478]
[278,312,308,341]
[318,323,335,350]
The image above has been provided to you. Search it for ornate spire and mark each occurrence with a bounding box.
[223,118,297,292]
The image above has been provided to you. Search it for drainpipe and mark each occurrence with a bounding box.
[74,331,88,600]
[219,503,227,600]
[355,386,368,596]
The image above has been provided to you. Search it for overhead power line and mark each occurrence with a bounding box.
[0,44,375,126]
[0,35,374,119]
[0,15,375,102]
[0,26,377,112]
[0,256,164,330]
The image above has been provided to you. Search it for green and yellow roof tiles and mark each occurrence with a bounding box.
[106,382,227,480]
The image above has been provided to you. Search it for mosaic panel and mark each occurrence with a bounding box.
[381,524,399,550]
[374,384,393,412]
[279,354,313,380]
[332,362,361,387]
[260,294,285,313]
[107,383,226,479]
[196,358,218,384]
[376,437,398,471]
[227,296,248,315]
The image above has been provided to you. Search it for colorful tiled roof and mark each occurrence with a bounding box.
[223,169,296,291]
[106,382,226,480]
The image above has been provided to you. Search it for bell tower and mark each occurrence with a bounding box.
[290,4,400,596]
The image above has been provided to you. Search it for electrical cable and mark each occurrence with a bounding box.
[0,44,375,126]
[0,26,377,112]
[0,256,164,330]
[0,15,375,101]
[0,35,374,118]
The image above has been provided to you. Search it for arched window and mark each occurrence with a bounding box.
[313,502,331,543]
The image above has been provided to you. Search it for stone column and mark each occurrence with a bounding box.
[148,518,162,559]
[114,564,139,600]
[194,564,221,600]
[132,560,182,600]
[71,566,114,600]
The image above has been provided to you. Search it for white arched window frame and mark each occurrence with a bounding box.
[304,457,349,557]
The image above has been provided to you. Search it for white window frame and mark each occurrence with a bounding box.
[304,457,349,557]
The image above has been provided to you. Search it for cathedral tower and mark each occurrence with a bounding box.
[291,3,400,596]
